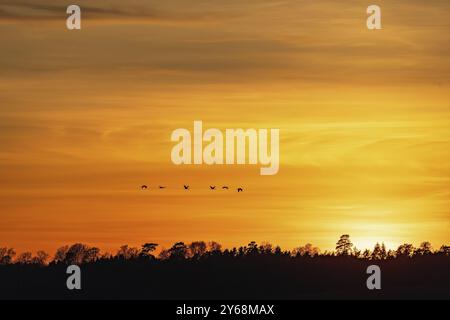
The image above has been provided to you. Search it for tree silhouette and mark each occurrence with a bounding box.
[292,243,320,257]
[335,234,353,256]
[259,242,274,255]
[352,246,361,258]
[116,245,139,260]
[396,243,415,257]
[439,245,450,255]
[371,243,384,260]
[362,248,371,259]
[246,241,258,255]
[1,238,449,299]
[140,243,158,258]
[387,249,396,259]
[208,241,222,253]
[158,248,170,260]
[168,242,187,260]
[16,252,33,264]
[381,243,387,259]
[33,250,49,265]
[188,241,206,258]
[416,241,432,255]
[59,243,100,264]
[53,246,69,264]
[0,247,16,265]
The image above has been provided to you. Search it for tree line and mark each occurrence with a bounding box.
[1,235,448,266]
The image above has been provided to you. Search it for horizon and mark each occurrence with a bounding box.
[2,236,447,257]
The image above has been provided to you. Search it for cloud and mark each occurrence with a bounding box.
[1,0,449,88]
[0,0,231,24]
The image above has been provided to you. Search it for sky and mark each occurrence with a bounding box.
[0,0,449,255]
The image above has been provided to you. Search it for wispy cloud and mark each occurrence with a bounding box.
[0,0,232,24]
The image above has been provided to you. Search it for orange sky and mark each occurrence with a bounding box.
[0,0,449,255]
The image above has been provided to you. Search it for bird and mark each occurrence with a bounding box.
[222,186,229,190]
[141,185,148,190]
[159,186,166,189]
[184,185,189,190]
[237,188,243,192]
[210,186,216,190]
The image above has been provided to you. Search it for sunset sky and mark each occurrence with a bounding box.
[0,0,449,255]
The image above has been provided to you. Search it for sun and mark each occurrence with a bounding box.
[352,237,398,251]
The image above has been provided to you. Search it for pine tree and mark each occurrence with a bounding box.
[335,235,353,256]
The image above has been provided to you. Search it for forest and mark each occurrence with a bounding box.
[1,235,449,299]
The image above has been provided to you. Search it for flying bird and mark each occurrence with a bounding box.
[210,186,216,190]
[159,186,166,189]
[141,185,148,190]
[222,186,229,190]
[237,188,243,192]
[184,185,189,190]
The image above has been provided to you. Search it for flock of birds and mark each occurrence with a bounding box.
[140,185,244,192]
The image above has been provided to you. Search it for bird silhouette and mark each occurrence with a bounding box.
[237,188,243,192]
[159,186,166,189]
[141,185,148,190]
[210,186,216,190]
[222,186,229,190]
[184,185,189,190]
